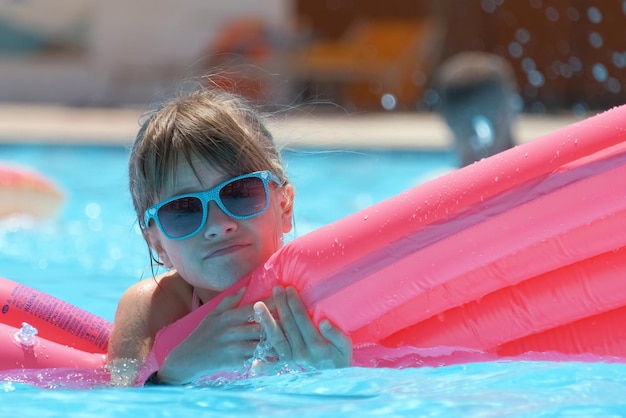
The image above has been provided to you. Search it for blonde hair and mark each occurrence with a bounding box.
[129,87,288,230]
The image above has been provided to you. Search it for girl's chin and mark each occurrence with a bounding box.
[205,268,254,291]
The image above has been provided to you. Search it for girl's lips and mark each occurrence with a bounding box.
[204,243,249,258]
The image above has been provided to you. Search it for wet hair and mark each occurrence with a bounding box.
[128,86,289,230]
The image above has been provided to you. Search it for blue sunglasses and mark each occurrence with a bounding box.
[144,170,281,240]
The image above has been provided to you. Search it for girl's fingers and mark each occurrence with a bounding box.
[273,286,310,353]
[198,287,262,343]
[319,320,352,363]
[204,286,352,368]
[283,286,320,346]
[237,322,264,342]
[212,287,246,316]
[254,301,291,359]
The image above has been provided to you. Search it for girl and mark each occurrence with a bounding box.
[108,87,352,385]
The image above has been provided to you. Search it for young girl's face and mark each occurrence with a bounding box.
[147,155,294,292]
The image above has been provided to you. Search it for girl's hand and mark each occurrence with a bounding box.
[254,286,352,369]
[158,288,260,384]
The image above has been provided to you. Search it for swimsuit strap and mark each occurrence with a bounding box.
[191,288,202,311]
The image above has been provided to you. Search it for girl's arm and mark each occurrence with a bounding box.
[107,273,191,385]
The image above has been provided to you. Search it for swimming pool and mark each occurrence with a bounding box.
[2,144,626,416]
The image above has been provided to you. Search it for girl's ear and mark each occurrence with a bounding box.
[145,228,173,268]
[280,184,295,233]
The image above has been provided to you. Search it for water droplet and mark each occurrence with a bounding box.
[569,56,583,71]
[85,202,101,219]
[481,0,497,13]
[530,0,542,9]
[612,52,626,69]
[508,42,523,58]
[380,93,397,111]
[522,57,536,72]
[589,32,603,48]
[527,70,545,87]
[607,77,621,93]
[567,7,580,21]
[592,63,608,82]
[515,28,530,44]
[545,6,560,22]
[572,102,589,116]
[587,6,602,23]
[558,62,574,78]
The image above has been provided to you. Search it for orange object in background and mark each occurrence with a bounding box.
[0,162,64,219]
[289,18,445,110]
[203,18,278,104]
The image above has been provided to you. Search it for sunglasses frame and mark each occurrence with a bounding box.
[143,170,281,240]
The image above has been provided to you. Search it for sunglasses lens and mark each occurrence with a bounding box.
[158,196,204,238]
[220,177,267,217]
[151,174,271,239]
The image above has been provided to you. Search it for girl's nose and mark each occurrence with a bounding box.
[202,201,237,238]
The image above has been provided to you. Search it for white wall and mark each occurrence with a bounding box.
[0,0,292,105]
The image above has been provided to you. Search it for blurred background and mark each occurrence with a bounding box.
[0,0,623,114]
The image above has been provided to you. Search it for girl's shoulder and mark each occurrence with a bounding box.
[109,271,193,363]
[153,270,194,308]
[122,270,194,321]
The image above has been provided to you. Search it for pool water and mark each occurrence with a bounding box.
[2,144,626,417]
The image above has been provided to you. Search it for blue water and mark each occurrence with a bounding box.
[2,144,626,417]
